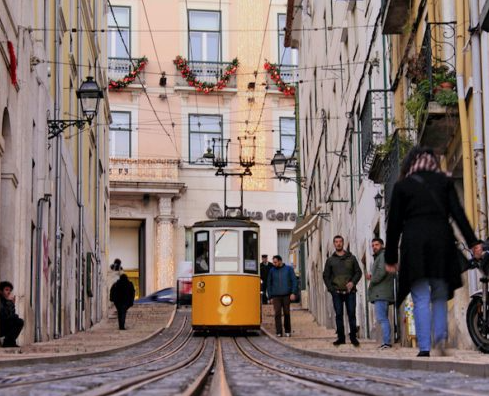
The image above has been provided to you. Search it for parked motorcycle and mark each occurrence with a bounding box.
[466,247,489,353]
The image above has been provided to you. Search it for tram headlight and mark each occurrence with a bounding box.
[220,294,233,306]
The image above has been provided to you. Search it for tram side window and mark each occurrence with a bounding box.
[243,231,258,274]
[194,231,210,274]
[214,230,239,272]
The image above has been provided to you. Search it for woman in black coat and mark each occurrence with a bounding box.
[385,146,482,357]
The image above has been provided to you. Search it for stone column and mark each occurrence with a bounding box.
[154,196,175,290]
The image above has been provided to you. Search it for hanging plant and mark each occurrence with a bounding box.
[264,60,296,96]
[173,56,239,94]
[108,56,148,90]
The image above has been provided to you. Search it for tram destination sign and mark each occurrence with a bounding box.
[206,202,297,222]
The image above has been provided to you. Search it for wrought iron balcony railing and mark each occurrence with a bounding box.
[420,22,457,101]
[108,57,145,82]
[360,89,391,172]
[382,129,417,212]
[109,158,180,183]
[175,61,237,88]
[266,64,300,88]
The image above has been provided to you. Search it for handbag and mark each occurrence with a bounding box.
[411,174,472,273]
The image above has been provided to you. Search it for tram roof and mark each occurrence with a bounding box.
[192,218,259,228]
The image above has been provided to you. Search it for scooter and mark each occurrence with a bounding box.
[466,247,489,353]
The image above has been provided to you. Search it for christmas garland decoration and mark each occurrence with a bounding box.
[173,56,239,94]
[7,41,17,86]
[264,61,296,96]
[108,56,148,90]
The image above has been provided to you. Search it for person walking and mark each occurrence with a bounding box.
[323,235,362,347]
[385,146,483,357]
[110,274,135,330]
[267,255,298,337]
[260,254,273,304]
[367,238,395,349]
[0,281,24,347]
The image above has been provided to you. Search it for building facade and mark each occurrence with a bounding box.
[0,0,110,344]
[287,0,489,349]
[108,0,299,297]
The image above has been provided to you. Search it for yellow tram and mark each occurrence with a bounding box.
[191,218,261,330]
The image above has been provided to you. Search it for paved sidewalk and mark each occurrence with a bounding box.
[262,304,489,377]
[0,304,174,363]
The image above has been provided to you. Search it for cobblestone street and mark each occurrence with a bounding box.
[0,306,489,395]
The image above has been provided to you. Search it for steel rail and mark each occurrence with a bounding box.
[232,338,367,396]
[79,337,212,396]
[0,314,191,388]
[245,336,481,396]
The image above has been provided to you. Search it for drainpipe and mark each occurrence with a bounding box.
[53,0,63,339]
[470,0,488,239]
[35,194,51,342]
[77,0,84,331]
[481,5,489,215]
[456,0,476,226]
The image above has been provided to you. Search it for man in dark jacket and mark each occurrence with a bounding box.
[367,238,395,349]
[323,235,362,346]
[267,255,298,337]
[0,281,24,347]
[260,254,273,304]
[110,274,135,330]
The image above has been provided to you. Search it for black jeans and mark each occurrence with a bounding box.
[115,304,128,330]
[272,295,291,334]
[1,317,24,346]
[331,291,357,340]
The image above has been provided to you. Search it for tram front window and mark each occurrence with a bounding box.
[194,231,210,274]
[214,230,239,272]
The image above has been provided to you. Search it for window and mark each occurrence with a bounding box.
[277,230,292,266]
[194,231,210,274]
[278,14,298,66]
[243,231,258,274]
[214,230,239,272]
[280,117,296,157]
[188,10,221,62]
[189,114,223,162]
[109,111,131,157]
[108,6,130,58]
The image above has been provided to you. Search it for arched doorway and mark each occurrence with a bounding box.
[0,108,16,283]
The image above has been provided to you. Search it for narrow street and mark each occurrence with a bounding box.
[1,308,489,395]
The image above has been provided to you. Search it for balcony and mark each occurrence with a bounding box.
[368,129,416,210]
[360,89,391,173]
[382,0,410,35]
[409,22,459,152]
[109,158,180,183]
[108,57,145,83]
[266,65,299,92]
[174,61,237,90]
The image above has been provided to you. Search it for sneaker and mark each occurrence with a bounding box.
[417,351,430,357]
[333,338,346,346]
[276,333,282,337]
[350,338,360,347]
[285,333,291,337]
[379,344,392,350]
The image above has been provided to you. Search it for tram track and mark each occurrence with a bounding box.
[0,312,217,396]
[243,335,482,396]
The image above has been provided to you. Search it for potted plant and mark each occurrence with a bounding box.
[432,66,456,92]
[434,89,458,107]
[406,91,427,125]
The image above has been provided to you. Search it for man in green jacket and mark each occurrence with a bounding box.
[323,235,362,346]
[367,238,395,349]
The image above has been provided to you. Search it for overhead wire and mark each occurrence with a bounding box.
[141,0,179,155]
[107,0,179,156]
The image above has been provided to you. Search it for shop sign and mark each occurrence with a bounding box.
[206,202,297,222]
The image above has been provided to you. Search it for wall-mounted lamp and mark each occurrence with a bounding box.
[374,192,384,211]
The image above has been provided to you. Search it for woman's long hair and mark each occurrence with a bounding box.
[399,146,441,180]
